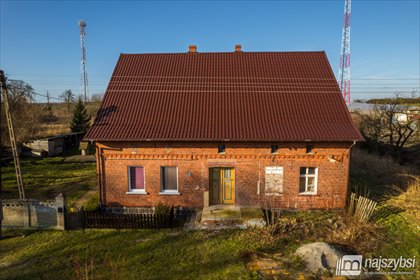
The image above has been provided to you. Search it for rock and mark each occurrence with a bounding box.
[244,218,266,228]
[294,242,343,274]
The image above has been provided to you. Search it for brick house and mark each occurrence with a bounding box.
[84,46,363,211]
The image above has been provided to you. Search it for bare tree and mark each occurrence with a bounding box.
[357,96,417,159]
[60,89,75,112]
[1,78,41,144]
[6,79,34,105]
[90,93,104,103]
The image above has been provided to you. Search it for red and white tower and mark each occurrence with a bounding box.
[338,0,351,106]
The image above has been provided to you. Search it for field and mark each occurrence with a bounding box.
[0,228,295,280]
[1,153,97,207]
[35,102,101,138]
[0,149,419,279]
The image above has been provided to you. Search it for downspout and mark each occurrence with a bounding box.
[95,144,103,207]
[95,143,121,208]
[345,140,358,208]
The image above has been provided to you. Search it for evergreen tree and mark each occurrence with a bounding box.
[70,97,91,133]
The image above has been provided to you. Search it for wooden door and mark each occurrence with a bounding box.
[221,168,235,204]
[210,168,235,205]
[210,168,221,205]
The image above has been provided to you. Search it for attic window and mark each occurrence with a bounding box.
[218,145,226,154]
[271,145,279,154]
[306,144,314,154]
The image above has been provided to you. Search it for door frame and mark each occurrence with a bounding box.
[209,167,235,205]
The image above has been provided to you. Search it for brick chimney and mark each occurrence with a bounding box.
[235,44,242,52]
[188,45,197,53]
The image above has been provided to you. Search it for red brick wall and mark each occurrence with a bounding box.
[96,141,353,209]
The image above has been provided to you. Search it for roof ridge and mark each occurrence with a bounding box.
[85,50,363,142]
[120,51,326,56]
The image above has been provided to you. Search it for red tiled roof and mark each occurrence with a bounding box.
[85,51,363,142]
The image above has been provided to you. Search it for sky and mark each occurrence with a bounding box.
[1,0,419,103]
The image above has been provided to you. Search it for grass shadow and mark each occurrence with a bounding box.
[371,205,406,222]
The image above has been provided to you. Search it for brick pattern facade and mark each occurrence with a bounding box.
[96,141,353,210]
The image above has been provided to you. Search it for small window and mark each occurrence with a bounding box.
[161,166,178,192]
[265,166,284,194]
[128,166,145,192]
[299,167,317,194]
[271,145,279,154]
[306,144,314,154]
[218,145,226,154]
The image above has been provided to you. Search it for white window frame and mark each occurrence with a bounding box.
[159,166,180,195]
[299,167,318,195]
[265,166,284,195]
[127,166,147,194]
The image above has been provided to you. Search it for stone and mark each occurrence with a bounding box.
[294,242,343,275]
[244,218,266,228]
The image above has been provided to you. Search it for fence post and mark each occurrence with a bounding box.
[81,206,85,230]
[169,207,174,228]
[55,193,67,230]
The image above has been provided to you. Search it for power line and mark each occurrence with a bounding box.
[32,91,64,101]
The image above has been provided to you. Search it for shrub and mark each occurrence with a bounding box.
[154,202,172,215]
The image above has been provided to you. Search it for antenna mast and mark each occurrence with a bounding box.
[78,20,88,102]
[338,0,351,106]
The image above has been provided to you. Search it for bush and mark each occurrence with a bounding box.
[154,202,172,215]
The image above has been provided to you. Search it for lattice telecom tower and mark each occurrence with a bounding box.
[79,20,88,102]
[338,0,351,106]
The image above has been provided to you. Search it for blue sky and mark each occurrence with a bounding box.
[1,0,419,102]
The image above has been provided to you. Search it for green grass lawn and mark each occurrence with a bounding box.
[0,149,418,279]
[0,228,293,280]
[376,185,420,260]
[1,156,96,204]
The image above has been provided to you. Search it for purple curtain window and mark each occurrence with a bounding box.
[129,167,144,190]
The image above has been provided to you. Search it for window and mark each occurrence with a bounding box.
[265,166,284,194]
[271,145,279,154]
[218,145,226,154]
[161,166,178,193]
[128,166,145,193]
[299,167,317,194]
[306,144,314,154]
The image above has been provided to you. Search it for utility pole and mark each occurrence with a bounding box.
[0,70,25,199]
[47,90,50,106]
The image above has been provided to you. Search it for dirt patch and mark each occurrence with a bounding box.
[244,252,307,279]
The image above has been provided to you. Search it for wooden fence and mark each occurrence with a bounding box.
[65,208,174,230]
[348,192,377,222]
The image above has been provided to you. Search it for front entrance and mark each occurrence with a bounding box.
[210,167,235,205]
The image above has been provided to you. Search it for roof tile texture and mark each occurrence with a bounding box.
[85,51,363,141]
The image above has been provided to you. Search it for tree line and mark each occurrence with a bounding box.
[1,76,100,148]
[354,94,419,165]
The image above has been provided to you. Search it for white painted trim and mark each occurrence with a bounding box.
[159,191,181,195]
[126,191,148,195]
[299,167,318,195]
[298,192,317,196]
[265,166,284,194]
